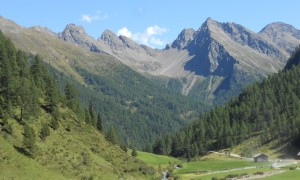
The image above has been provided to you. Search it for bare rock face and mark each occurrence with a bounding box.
[58,24,94,48]
[259,22,300,53]
[171,28,196,49]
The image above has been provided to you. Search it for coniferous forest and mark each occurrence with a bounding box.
[153,46,300,159]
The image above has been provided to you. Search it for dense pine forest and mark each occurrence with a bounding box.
[44,54,210,149]
[153,46,300,159]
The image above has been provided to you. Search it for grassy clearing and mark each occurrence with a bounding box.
[0,136,66,180]
[231,136,285,158]
[174,153,272,180]
[184,167,273,180]
[136,151,180,167]
[175,159,267,175]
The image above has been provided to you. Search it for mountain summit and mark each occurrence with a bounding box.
[259,22,300,53]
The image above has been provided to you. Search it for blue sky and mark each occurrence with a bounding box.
[0,0,299,49]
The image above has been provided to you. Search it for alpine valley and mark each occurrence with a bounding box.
[1,14,300,179]
[1,16,300,147]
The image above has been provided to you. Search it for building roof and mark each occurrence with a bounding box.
[254,153,268,158]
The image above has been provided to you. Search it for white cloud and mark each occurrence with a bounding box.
[150,37,164,46]
[81,13,108,23]
[117,27,132,38]
[117,25,168,48]
[81,14,100,23]
[146,25,167,36]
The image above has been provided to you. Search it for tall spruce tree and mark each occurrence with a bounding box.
[23,124,37,158]
[96,113,103,132]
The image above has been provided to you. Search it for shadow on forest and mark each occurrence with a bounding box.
[13,145,31,157]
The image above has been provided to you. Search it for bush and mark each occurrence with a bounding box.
[139,165,155,175]
[120,144,127,152]
[131,149,138,157]
[176,164,183,168]
[225,174,239,178]
[253,171,264,175]
[289,166,297,170]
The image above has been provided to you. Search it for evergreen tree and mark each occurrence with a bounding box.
[64,81,78,111]
[50,108,59,130]
[131,148,138,157]
[96,113,103,132]
[85,108,92,125]
[23,124,37,158]
[88,100,97,126]
[105,126,118,145]
[44,76,60,112]
[40,122,50,141]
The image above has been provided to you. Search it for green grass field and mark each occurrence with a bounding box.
[261,169,300,180]
[173,153,273,179]
[136,151,180,168]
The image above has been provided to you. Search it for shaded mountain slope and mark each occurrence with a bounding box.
[153,47,300,158]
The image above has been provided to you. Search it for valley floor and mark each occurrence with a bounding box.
[136,151,300,180]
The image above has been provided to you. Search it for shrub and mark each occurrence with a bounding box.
[225,174,239,178]
[253,171,264,175]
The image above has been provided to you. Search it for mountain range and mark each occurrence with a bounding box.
[1,16,300,147]
[27,17,300,100]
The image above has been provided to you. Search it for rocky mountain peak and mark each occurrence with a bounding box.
[58,23,93,48]
[260,22,300,36]
[98,29,119,46]
[171,28,195,49]
[119,35,139,49]
[61,23,87,38]
[259,22,300,53]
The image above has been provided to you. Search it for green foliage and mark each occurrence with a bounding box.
[96,113,102,132]
[64,82,80,112]
[285,45,300,69]
[131,148,138,157]
[23,124,37,158]
[72,66,208,148]
[50,109,60,130]
[120,144,127,152]
[40,123,50,141]
[0,31,152,179]
[155,47,300,158]
[105,126,118,145]
[84,108,92,125]
[88,100,96,126]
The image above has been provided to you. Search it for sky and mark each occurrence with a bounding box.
[0,0,299,49]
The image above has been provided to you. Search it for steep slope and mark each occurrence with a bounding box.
[0,32,153,179]
[0,16,206,148]
[154,47,300,159]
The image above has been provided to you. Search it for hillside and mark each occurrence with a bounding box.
[0,16,207,148]
[0,31,153,179]
[153,47,300,159]
[1,16,300,148]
